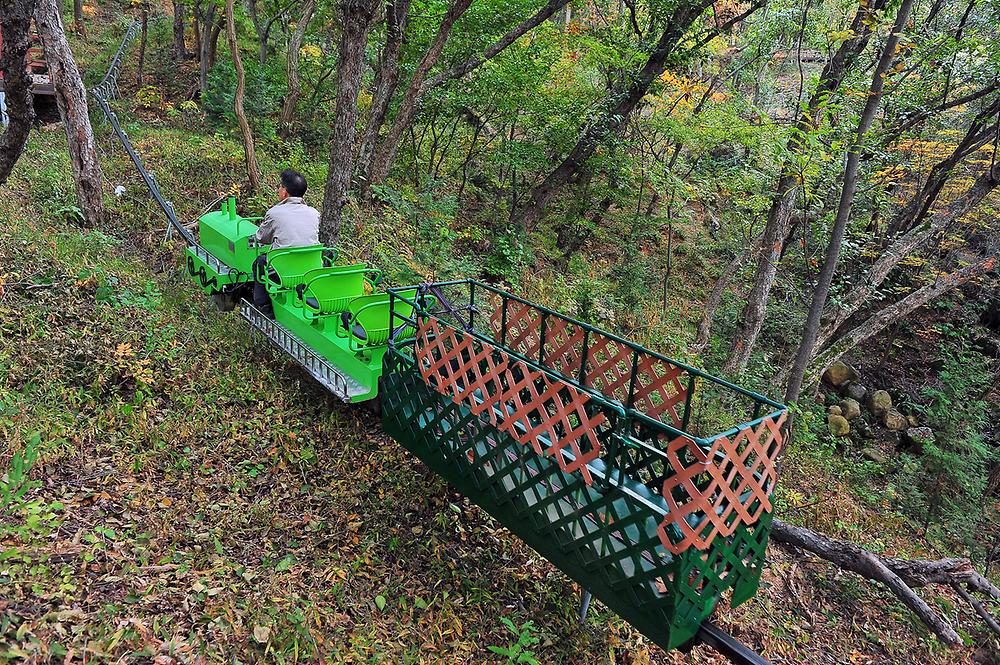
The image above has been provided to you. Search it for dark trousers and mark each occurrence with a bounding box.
[252,254,274,318]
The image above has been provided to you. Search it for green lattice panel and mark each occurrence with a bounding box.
[381,349,775,651]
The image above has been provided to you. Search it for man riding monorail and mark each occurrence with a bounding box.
[252,168,320,317]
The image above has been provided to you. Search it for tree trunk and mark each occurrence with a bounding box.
[0,0,36,186]
[693,246,752,351]
[886,97,1000,236]
[816,159,1000,349]
[137,1,149,86]
[802,256,998,390]
[319,0,380,245]
[721,0,886,375]
[226,0,260,192]
[513,0,718,231]
[246,0,290,68]
[245,0,267,67]
[888,81,999,137]
[770,518,1000,646]
[421,0,572,93]
[278,0,316,140]
[208,17,224,68]
[34,0,107,227]
[173,1,188,60]
[195,2,217,92]
[192,12,201,60]
[721,174,797,373]
[354,0,411,185]
[365,0,474,191]
[784,0,915,404]
[73,0,86,38]
[359,0,573,192]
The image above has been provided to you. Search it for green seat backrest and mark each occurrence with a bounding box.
[299,265,372,315]
[345,289,418,347]
[266,245,327,291]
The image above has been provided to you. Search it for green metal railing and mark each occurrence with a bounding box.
[382,280,787,651]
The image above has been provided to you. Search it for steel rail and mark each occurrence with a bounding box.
[89,19,198,248]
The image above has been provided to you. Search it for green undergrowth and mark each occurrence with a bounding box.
[2,136,625,662]
[0,27,989,660]
[1,122,982,663]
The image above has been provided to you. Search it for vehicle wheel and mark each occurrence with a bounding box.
[211,291,239,312]
[368,394,382,419]
[368,377,384,418]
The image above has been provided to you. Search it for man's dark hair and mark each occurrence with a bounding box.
[280,169,308,197]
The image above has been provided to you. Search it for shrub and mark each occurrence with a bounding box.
[895,345,997,550]
[201,58,284,132]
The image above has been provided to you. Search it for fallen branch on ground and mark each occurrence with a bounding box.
[772,518,1000,645]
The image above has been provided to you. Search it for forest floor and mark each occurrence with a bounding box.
[2,16,998,665]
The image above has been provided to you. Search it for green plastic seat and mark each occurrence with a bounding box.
[260,245,336,295]
[337,289,419,353]
[297,265,382,320]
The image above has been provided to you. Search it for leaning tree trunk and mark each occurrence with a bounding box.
[73,0,86,38]
[278,0,316,140]
[785,0,917,404]
[319,0,380,245]
[173,0,188,59]
[800,256,999,389]
[420,0,573,93]
[692,246,752,351]
[771,518,1000,646]
[815,158,1000,349]
[34,0,107,227]
[886,96,1000,237]
[358,0,573,193]
[513,0,719,231]
[0,0,37,185]
[354,0,411,185]
[225,0,260,192]
[364,0,475,191]
[721,0,886,375]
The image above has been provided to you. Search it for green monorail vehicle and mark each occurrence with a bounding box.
[182,196,787,662]
[90,24,789,659]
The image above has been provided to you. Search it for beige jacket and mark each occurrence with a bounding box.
[255,197,320,249]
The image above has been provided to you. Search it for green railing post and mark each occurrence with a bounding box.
[500,296,509,346]
[680,373,697,431]
[626,349,640,410]
[578,328,590,385]
[539,313,548,364]
[469,281,476,330]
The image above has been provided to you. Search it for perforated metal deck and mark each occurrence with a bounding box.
[240,300,367,401]
[191,245,234,275]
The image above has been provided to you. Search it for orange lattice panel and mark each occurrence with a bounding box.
[489,298,543,360]
[656,410,786,554]
[485,297,689,430]
[415,317,604,485]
